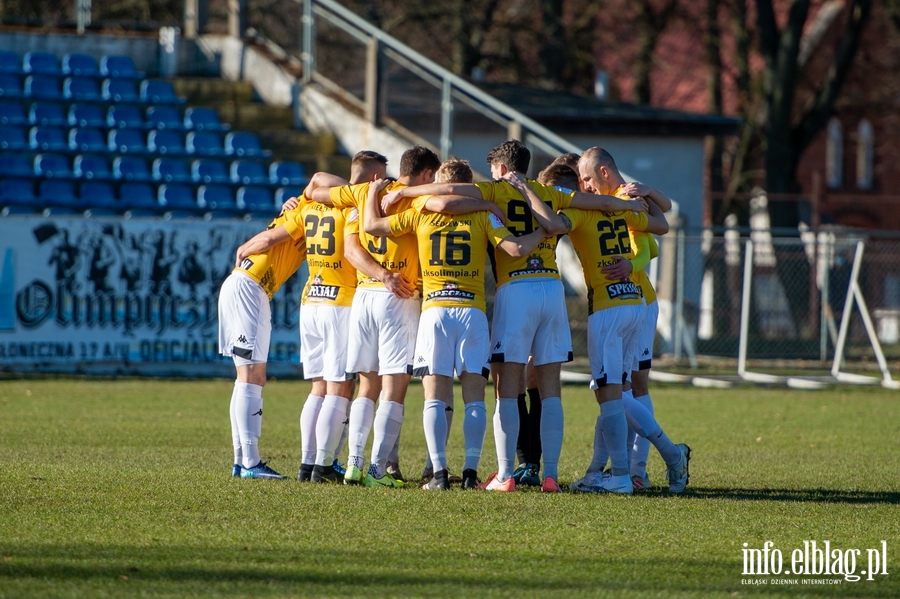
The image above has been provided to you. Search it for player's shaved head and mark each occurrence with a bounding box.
[350,150,388,183]
[579,146,619,174]
[437,159,473,184]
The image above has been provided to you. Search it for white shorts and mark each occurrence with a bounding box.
[490,278,573,366]
[347,288,421,376]
[300,304,352,381]
[413,307,490,379]
[218,271,271,366]
[631,300,658,372]
[587,304,644,388]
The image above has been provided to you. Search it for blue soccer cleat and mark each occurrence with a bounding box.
[240,461,287,480]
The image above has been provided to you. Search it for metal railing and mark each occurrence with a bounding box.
[297,0,582,164]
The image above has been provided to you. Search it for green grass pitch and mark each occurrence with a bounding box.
[0,378,898,598]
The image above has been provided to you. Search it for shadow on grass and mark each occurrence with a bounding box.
[678,487,900,504]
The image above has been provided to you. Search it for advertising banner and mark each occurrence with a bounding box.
[0,215,306,376]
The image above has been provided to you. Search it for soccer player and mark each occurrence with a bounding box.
[219,206,307,480]
[362,162,554,490]
[294,151,394,483]
[559,146,689,494]
[382,140,643,493]
[307,146,440,488]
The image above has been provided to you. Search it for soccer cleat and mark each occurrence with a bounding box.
[599,473,634,494]
[511,464,528,484]
[421,464,434,481]
[332,460,346,477]
[297,463,314,482]
[477,472,515,492]
[461,468,480,490]
[520,463,541,487]
[385,461,406,482]
[667,443,691,494]
[421,468,449,490]
[569,469,605,492]
[631,473,652,491]
[343,464,364,485]
[311,464,343,483]
[447,471,463,483]
[241,461,287,480]
[232,464,242,477]
[364,471,405,488]
[541,477,561,493]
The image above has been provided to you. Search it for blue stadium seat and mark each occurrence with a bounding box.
[0,50,23,75]
[183,107,229,131]
[0,178,35,202]
[140,79,185,105]
[152,157,190,183]
[39,179,79,206]
[185,131,224,156]
[0,74,23,98]
[73,154,112,180]
[34,154,73,178]
[231,160,268,185]
[100,55,144,79]
[29,126,67,151]
[191,159,229,184]
[102,78,139,103]
[225,132,269,158]
[68,104,105,128]
[0,100,27,125]
[0,154,32,177]
[146,106,183,130]
[197,184,236,211]
[29,102,66,126]
[69,128,107,153]
[113,156,151,181]
[62,53,100,78]
[107,105,145,129]
[23,52,62,76]
[147,129,185,155]
[79,181,118,208]
[119,182,159,211]
[0,125,27,150]
[269,161,308,186]
[158,183,197,210]
[274,186,304,207]
[238,186,276,214]
[24,75,62,100]
[63,77,101,101]
[108,128,147,153]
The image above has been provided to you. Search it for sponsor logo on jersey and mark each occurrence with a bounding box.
[508,254,558,278]
[237,335,249,344]
[306,275,340,300]
[606,281,640,300]
[426,282,475,303]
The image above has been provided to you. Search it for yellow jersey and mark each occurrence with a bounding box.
[474,180,574,286]
[559,207,650,315]
[235,207,307,299]
[330,181,426,291]
[298,198,357,307]
[388,209,510,312]
[615,187,658,305]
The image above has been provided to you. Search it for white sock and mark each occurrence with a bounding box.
[632,393,654,477]
[622,389,636,475]
[423,399,448,471]
[314,395,350,466]
[540,396,563,481]
[493,397,519,481]
[299,394,324,465]
[335,400,351,464]
[370,400,405,478]
[229,384,241,465]
[587,415,608,473]
[347,397,375,468]
[234,381,263,469]
[424,401,452,471]
[462,401,486,471]
[623,395,681,467]
[600,399,629,476]
[387,403,403,463]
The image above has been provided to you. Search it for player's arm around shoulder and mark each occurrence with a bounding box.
[491,214,552,258]
[626,200,668,236]
[362,178,408,236]
[501,173,568,235]
[234,224,294,268]
[303,171,349,206]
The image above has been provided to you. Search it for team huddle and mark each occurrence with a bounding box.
[217,140,691,494]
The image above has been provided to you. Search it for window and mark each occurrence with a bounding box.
[826,118,843,188]
[856,118,873,190]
